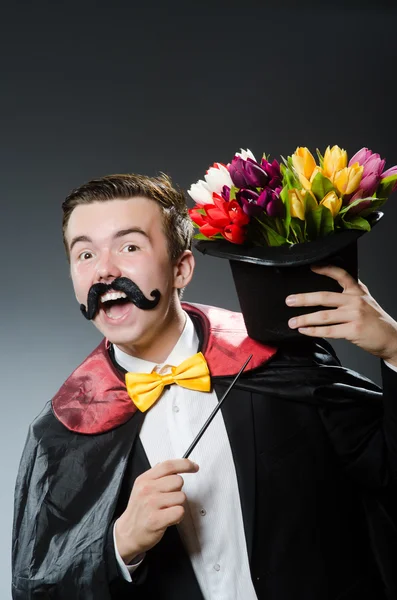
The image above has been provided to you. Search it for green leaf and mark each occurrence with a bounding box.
[288,218,305,244]
[339,196,387,217]
[310,172,336,202]
[280,155,289,169]
[280,185,289,203]
[275,216,288,238]
[229,186,238,201]
[281,156,304,189]
[305,205,334,240]
[255,216,288,247]
[341,216,371,231]
[283,167,300,190]
[320,206,335,237]
[280,185,291,234]
[304,192,318,213]
[193,232,223,240]
[359,197,387,217]
[316,148,324,168]
[339,197,366,215]
[377,174,397,198]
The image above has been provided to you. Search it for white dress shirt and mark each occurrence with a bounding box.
[113,313,258,599]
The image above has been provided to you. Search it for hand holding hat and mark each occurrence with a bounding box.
[286,264,397,366]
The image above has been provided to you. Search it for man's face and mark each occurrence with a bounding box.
[66,197,188,349]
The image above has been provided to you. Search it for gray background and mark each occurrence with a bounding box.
[1,1,397,597]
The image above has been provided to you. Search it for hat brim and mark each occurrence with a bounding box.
[195,211,383,267]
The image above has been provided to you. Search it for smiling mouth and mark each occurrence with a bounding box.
[99,290,132,321]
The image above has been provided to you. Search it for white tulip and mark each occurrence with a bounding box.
[204,163,233,190]
[187,180,214,205]
[188,163,233,205]
[235,148,257,162]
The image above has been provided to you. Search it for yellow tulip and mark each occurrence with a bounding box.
[320,191,342,217]
[309,165,324,183]
[333,162,364,195]
[288,189,317,220]
[288,189,305,220]
[292,147,317,190]
[323,145,347,180]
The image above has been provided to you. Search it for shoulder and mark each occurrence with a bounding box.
[51,340,135,434]
[238,339,382,408]
[21,402,73,460]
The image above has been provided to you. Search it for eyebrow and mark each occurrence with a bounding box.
[69,227,150,252]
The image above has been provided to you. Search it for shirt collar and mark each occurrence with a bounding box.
[113,311,199,374]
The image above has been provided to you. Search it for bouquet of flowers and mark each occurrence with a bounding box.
[188,146,397,247]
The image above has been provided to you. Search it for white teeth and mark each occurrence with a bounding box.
[100,291,127,304]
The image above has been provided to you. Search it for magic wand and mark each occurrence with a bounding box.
[182,354,253,459]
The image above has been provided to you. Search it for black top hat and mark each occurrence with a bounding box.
[195,211,383,344]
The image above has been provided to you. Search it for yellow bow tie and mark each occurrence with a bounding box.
[125,352,211,412]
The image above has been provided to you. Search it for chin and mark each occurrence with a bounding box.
[94,323,137,344]
[92,316,149,348]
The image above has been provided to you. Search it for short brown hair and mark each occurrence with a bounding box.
[62,173,193,261]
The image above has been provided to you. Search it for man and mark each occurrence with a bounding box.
[12,173,397,599]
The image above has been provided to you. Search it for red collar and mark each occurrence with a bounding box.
[52,303,277,434]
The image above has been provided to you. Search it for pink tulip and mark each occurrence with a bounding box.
[381,165,397,192]
[349,147,373,165]
[349,147,385,200]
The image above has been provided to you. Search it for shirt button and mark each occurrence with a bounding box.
[173,406,180,413]
[200,509,206,516]
[214,564,221,572]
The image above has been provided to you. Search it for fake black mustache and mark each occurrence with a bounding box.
[80,277,161,320]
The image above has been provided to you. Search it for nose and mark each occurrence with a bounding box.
[95,249,122,283]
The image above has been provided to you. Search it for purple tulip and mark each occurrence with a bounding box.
[229,156,269,188]
[221,185,231,201]
[381,165,397,192]
[257,187,285,218]
[236,188,263,216]
[261,158,282,189]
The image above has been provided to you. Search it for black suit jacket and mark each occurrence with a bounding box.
[12,339,397,600]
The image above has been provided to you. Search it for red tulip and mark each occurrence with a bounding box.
[189,196,249,244]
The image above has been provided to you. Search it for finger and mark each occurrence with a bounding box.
[157,506,185,529]
[151,459,199,480]
[358,279,370,294]
[310,264,360,293]
[157,491,187,509]
[288,306,352,330]
[286,290,348,308]
[155,474,185,493]
[297,321,357,340]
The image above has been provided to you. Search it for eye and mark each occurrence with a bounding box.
[78,251,93,261]
[122,244,139,253]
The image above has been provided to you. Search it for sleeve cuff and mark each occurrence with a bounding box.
[112,522,145,582]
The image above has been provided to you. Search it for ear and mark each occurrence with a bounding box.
[173,250,195,290]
